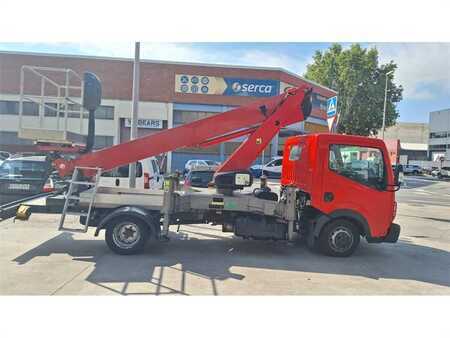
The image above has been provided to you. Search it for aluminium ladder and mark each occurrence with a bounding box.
[58,166,102,233]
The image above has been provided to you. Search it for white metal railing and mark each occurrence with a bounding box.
[18,66,85,144]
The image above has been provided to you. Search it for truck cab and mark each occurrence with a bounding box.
[282,133,400,256]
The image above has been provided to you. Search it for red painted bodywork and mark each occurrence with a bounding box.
[282,133,396,238]
[54,86,311,177]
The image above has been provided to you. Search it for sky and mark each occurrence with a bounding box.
[1,42,449,123]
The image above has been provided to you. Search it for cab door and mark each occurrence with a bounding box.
[319,142,394,238]
[149,158,163,189]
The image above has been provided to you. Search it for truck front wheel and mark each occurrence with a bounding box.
[105,218,149,255]
[318,219,360,257]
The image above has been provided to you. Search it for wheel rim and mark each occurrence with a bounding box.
[112,222,141,249]
[328,226,354,253]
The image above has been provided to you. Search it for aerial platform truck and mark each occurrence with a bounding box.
[17,67,401,257]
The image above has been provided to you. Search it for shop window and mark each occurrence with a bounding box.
[44,103,58,117]
[0,101,19,115]
[430,132,448,139]
[96,106,115,120]
[0,131,33,145]
[94,135,114,149]
[173,110,215,126]
[429,144,446,151]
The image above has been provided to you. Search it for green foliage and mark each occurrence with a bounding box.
[304,43,403,136]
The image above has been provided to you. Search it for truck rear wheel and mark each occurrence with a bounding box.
[318,218,360,257]
[105,218,149,255]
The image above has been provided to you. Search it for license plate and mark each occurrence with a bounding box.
[9,183,30,190]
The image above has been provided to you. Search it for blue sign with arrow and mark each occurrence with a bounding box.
[327,96,338,118]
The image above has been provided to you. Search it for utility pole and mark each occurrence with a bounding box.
[129,42,140,188]
[382,70,394,140]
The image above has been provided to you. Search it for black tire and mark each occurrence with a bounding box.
[105,217,149,255]
[318,218,360,257]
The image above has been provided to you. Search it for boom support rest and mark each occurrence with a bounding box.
[54,86,312,177]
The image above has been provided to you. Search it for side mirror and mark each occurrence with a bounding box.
[301,88,313,119]
[83,72,102,112]
[388,165,403,191]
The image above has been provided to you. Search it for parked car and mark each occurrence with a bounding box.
[0,151,10,161]
[100,157,163,189]
[184,168,215,188]
[431,168,440,177]
[0,155,54,204]
[250,157,283,178]
[437,166,450,179]
[184,159,220,175]
[402,164,423,175]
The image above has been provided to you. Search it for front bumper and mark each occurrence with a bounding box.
[383,223,401,243]
[366,223,400,243]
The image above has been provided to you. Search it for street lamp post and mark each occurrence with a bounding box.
[382,70,394,140]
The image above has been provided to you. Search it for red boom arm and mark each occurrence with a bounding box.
[54,86,311,177]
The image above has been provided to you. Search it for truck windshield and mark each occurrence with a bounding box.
[329,144,386,190]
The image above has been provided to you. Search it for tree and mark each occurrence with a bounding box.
[304,43,403,136]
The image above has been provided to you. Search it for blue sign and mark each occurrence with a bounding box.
[327,96,338,118]
[223,78,279,97]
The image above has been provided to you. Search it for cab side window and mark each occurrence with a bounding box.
[151,159,159,175]
[289,145,302,161]
[329,144,386,190]
[101,162,143,178]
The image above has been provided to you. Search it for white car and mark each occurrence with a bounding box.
[437,167,450,179]
[184,159,220,174]
[250,157,283,178]
[100,157,163,189]
[402,164,423,175]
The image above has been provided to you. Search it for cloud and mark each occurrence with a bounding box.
[62,42,307,76]
[377,43,450,100]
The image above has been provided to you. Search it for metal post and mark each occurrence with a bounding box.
[39,77,45,128]
[382,70,394,140]
[64,70,69,139]
[261,147,265,177]
[129,42,140,188]
[19,67,24,131]
[162,175,176,238]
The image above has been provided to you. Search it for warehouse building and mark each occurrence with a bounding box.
[382,122,429,162]
[428,108,450,161]
[0,51,336,171]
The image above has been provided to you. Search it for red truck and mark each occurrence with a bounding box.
[281,134,400,256]
[17,68,400,257]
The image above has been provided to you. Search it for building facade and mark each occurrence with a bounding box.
[382,122,429,162]
[0,51,336,171]
[428,108,450,161]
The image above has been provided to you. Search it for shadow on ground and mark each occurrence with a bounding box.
[12,228,450,295]
[399,176,440,190]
